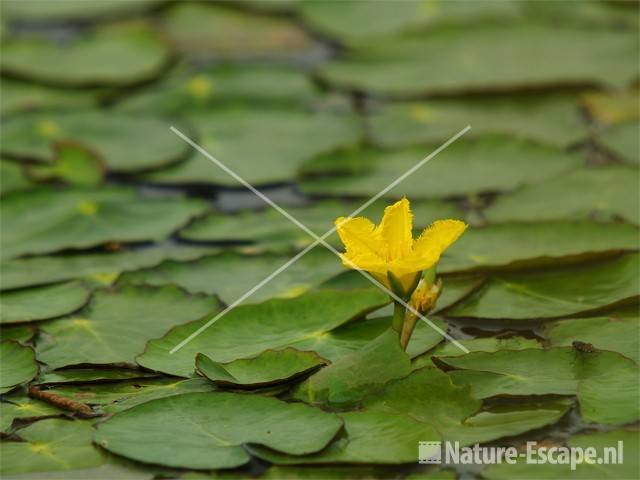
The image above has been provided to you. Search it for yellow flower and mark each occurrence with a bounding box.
[335,198,466,292]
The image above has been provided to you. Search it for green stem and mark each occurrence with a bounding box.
[391,301,405,333]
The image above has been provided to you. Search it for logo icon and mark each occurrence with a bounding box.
[419,441,442,464]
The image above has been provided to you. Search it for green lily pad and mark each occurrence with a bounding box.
[196,348,327,388]
[0,187,207,260]
[251,368,570,464]
[484,165,640,224]
[286,312,446,362]
[44,378,217,414]
[0,341,37,394]
[439,221,639,273]
[1,23,169,87]
[1,111,191,173]
[136,289,388,377]
[301,138,582,199]
[598,121,639,165]
[291,329,411,409]
[121,249,344,304]
[180,198,461,251]
[526,0,640,30]
[1,324,35,343]
[319,24,638,96]
[0,159,32,195]
[297,0,520,45]
[0,79,95,116]
[446,253,639,319]
[544,315,639,364]
[1,396,62,433]
[3,454,167,480]
[0,281,91,324]
[0,419,104,476]
[161,3,317,62]
[94,392,343,469]
[2,0,161,21]
[367,95,585,149]
[118,65,320,113]
[144,108,362,186]
[412,336,542,370]
[26,142,104,187]
[36,285,218,369]
[481,428,639,479]
[439,347,640,424]
[0,244,216,290]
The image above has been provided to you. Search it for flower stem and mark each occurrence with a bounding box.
[391,301,405,333]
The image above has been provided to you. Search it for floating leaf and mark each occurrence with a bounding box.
[2,0,161,21]
[196,348,327,389]
[0,159,32,195]
[412,336,542,370]
[94,392,343,469]
[121,250,344,304]
[1,111,191,172]
[297,0,520,44]
[0,419,104,476]
[0,80,95,116]
[0,395,62,432]
[284,312,446,362]
[0,23,169,87]
[545,315,639,364]
[301,138,583,199]
[320,24,638,96]
[36,285,218,369]
[0,244,216,290]
[118,65,320,113]
[446,253,639,319]
[161,3,317,62]
[598,121,639,165]
[0,281,90,324]
[440,221,639,273]
[291,330,411,409]
[367,95,585,149]
[0,188,207,260]
[484,165,640,224]
[440,347,640,424]
[1,324,35,343]
[251,368,570,464]
[0,341,37,394]
[136,289,388,377]
[144,108,362,186]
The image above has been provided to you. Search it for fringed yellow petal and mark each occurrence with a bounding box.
[412,219,467,260]
[377,198,413,261]
[335,216,385,264]
[340,252,388,276]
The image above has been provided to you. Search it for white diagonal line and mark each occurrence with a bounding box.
[170,237,323,354]
[170,125,470,353]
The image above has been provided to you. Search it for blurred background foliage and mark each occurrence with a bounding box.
[0,1,638,479]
